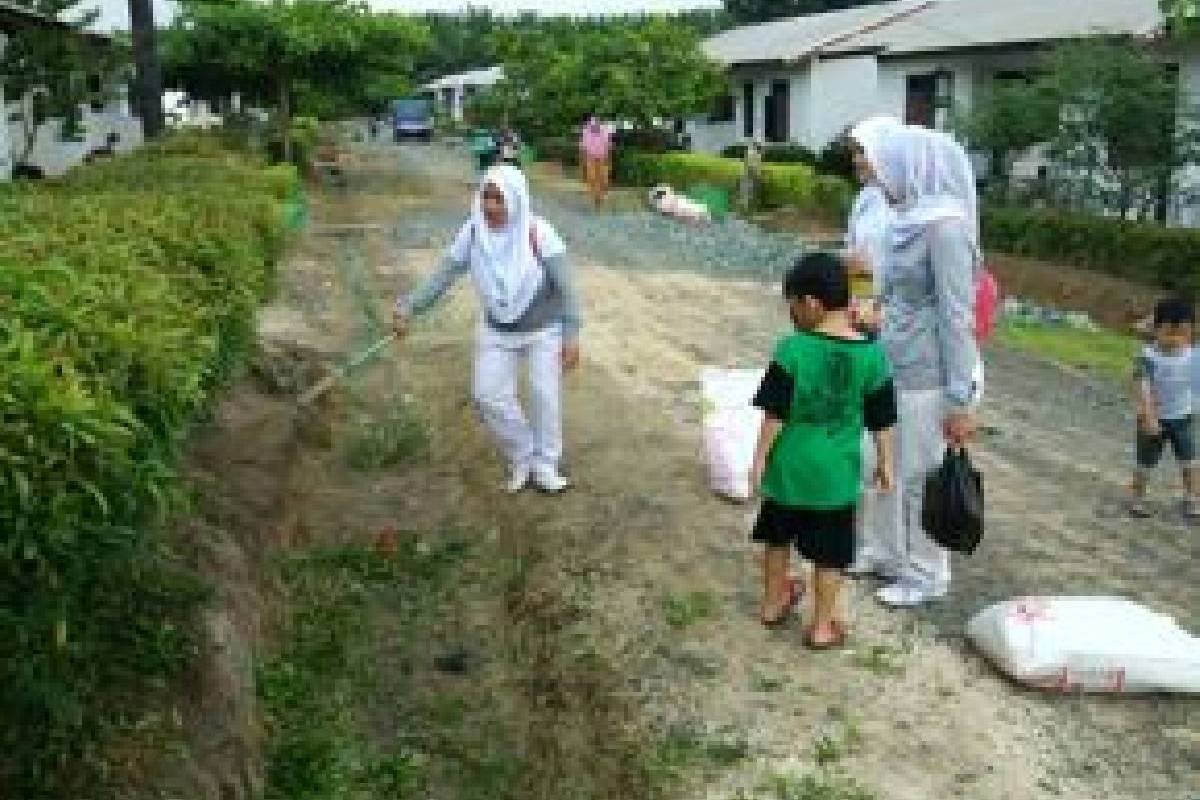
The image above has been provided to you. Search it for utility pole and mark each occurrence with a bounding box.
[129,0,164,138]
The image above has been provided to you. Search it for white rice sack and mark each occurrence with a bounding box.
[968,596,1200,693]
[700,367,765,502]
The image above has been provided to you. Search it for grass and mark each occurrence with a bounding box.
[344,400,429,470]
[993,319,1138,383]
[662,590,719,630]
[760,771,878,800]
[259,537,466,799]
[647,726,750,784]
[850,643,909,677]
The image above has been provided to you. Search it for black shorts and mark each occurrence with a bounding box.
[1136,416,1196,469]
[751,500,856,570]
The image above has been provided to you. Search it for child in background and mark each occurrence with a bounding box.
[1132,297,1198,518]
[749,251,897,648]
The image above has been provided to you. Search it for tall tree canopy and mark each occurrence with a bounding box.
[164,0,429,120]
[474,16,723,139]
[413,7,732,86]
[957,38,1192,219]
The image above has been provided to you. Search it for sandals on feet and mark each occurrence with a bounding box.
[761,578,804,627]
[805,620,848,650]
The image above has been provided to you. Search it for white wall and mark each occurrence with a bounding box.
[6,89,142,179]
[1167,45,1200,227]
[806,55,879,149]
[0,80,9,182]
[685,119,736,154]
[0,33,9,181]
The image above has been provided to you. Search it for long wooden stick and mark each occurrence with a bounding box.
[296,331,397,408]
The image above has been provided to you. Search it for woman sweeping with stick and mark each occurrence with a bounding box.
[393,164,581,494]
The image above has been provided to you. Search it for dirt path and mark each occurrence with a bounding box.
[186,145,1196,799]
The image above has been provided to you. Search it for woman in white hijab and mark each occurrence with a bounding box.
[393,164,581,494]
[863,125,982,607]
[846,116,903,297]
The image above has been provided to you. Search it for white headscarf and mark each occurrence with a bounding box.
[871,125,980,261]
[449,164,565,324]
[849,115,903,186]
[847,116,903,291]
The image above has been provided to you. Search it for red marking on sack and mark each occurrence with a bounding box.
[1009,600,1052,624]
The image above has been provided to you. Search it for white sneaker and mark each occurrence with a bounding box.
[532,465,570,494]
[505,465,531,494]
[875,582,947,608]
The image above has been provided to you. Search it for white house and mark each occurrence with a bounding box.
[0,0,142,181]
[421,65,504,124]
[690,0,1167,155]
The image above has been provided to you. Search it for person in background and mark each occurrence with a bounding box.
[579,116,613,207]
[844,116,903,580]
[1131,297,1198,518]
[498,126,521,167]
[393,164,581,494]
[740,140,764,212]
[860,124,983,608]
[749,251,896,647]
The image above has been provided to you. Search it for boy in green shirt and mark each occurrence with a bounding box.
[750,251,897,649]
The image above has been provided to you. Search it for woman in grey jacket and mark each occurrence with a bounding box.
[859,125,982,607]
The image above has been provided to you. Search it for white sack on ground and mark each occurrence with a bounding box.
[700,367,765,502]
[968,596,1200,693]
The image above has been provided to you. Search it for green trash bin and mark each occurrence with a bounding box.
[687,184,730,221]
[469,130,497,173]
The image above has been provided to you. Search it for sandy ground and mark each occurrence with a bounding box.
[176,143,1197,799]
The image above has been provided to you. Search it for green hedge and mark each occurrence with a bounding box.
[0,140,295,796]
[982,206,1200,294]
[615,152,853,221]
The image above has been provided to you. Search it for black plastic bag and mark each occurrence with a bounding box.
[922,448,984,555]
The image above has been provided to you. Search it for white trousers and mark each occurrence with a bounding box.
[472,323,563,471]
[857,361,984,582]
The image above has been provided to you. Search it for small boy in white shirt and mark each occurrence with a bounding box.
[1132,297,1198,518]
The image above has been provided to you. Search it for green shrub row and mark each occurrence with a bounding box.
[614,152,853,221]
[982,206,1200,294]
[0,139,296,797]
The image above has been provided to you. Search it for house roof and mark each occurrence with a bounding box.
[702,1,931,66]
[703,0,1164,66]
[422,66,504,92]
[827,0,1163,57]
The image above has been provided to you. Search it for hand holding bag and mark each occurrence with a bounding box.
[922,448,984,555]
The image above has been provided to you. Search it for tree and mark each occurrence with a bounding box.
[129,0,164,138]
[164,0,428,159]
[480,17,723,140]
[952,76,1058,198]
[958,38,1193,220]
[1040,39,1186,219]
[0,1,120,167]
[723,0,886,25]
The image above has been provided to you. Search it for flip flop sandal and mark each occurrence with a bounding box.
[761,578,804,628]
[805,620,848,650]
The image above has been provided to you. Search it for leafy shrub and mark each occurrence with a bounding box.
[982,206,1200,294]
[720,144,747,160]
[763,144,818,164]
[535,136,580,167]
[0,142,295,796]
